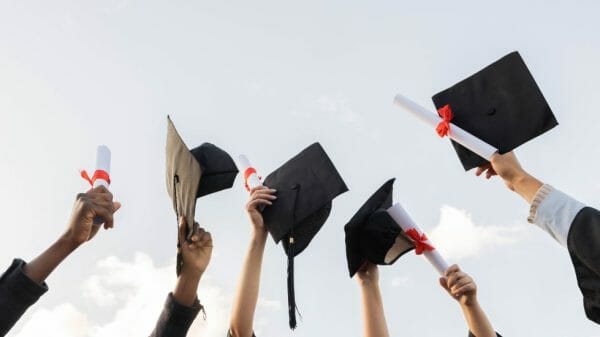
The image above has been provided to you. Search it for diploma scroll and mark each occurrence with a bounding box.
[393,94,498,161]
[94,145,111,188]
[92,145,111,225]
[387,202,449,275]
[237,154,262,190]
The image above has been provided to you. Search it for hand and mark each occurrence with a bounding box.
[178,217,213,278]
[439,265,478,307]
[245,186,277,233]
[475,151,530,191]
[62,186,121,248]
[356,262,379,287]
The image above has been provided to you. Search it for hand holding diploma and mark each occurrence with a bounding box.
[386,203,449,275]
[81,145,112,225]
[237,154,262,191]
[393,94,498,161]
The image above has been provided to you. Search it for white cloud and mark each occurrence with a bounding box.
[14,304,90,337]
[14,253,279,337]
[428,205,526,260]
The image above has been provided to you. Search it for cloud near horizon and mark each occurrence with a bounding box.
[14,253,280,337]
[428,205,527,261]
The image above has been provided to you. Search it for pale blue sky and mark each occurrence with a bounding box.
[1,1,600,336]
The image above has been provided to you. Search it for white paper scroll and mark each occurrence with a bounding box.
[393,94,498,161]
[94,145,111,188]
[387,203,449,275]
[237,155,262,190]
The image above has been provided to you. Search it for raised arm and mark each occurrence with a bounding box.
[439,265,496,337]
[0,186,121,336]
[229,186,277,337]
[356,262,390,337]
[150,217,213,337]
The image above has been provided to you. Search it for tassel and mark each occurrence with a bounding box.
[287,235,297,329]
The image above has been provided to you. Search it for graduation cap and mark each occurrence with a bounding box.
[431,51,558,170]
[165,116,238,274]
[261,142,348,329]
[345,179,414,277]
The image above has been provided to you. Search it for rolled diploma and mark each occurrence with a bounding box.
[94,145,111,188]
[393,94,498,161]
[93,145,111,225]
[387,202,449,275]
[237,155,262,189]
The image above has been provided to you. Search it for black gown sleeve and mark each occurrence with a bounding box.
[0,259,49,337]
[468,331,502,337]
[567,207,600,324]
[227,330,256,337]
[149,293,202,337]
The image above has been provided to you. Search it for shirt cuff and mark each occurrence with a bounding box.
[527,184,586,247]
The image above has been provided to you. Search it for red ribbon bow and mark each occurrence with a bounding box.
[405,228,434,255]
[243,167,261,192]
[80,169,111,187]
[436,104,454,137]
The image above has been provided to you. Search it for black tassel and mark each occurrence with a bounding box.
[287,236,297,329]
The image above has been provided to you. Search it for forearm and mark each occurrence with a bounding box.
[359,283,389,337]
[508,172,543,204]
[173,273,202,307]
[229,230,267,337]
[23,235,78,284]
[460,301,496,337]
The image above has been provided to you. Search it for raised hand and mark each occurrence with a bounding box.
[64,185,121,248]
[245,186,277,233]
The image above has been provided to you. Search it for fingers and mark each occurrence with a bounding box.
[444,264,460,277]
[451,282,476,297]
[246,188,277,211]
[185,227,212,249]
[91,204,114,229]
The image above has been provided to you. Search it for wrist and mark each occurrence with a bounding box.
[460,296,479,309]
[56,233,80,254]
[251,228,268,243]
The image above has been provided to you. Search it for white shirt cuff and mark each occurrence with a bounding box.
[528,184,586,247]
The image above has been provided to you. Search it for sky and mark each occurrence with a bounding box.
[1,0,600,336]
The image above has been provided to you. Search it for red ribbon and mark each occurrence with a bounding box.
[81,169,111,187]
[436,104,454,137]
[405,228,434,255]
[243,167,261,192]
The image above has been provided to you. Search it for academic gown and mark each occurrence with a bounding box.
[0,259,48,337]
[149,294,203,337]
[468,332,502,337]
[529,185,600,324]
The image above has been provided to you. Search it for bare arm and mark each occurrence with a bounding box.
[475,151,542,204]
[440,265,495,337]
[357,263,390,337]
[229,186,276,337]
[24,186,121,283]
[173,217,213,307]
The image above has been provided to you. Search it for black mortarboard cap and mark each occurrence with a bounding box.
[345,179,414,278]
[261,142,348,329]
[432,51,558,170]
[165,116,238,274]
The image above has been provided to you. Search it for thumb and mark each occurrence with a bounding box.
[439,277,450,293]
[113,202,122,212]
[178,217,187,244]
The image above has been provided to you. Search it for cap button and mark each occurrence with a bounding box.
[487,107,496,116]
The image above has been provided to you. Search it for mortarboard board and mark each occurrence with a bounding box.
[261,142,348,329]
[165,116,238,274]
[431,51,558,170]
[345,179,414,277]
